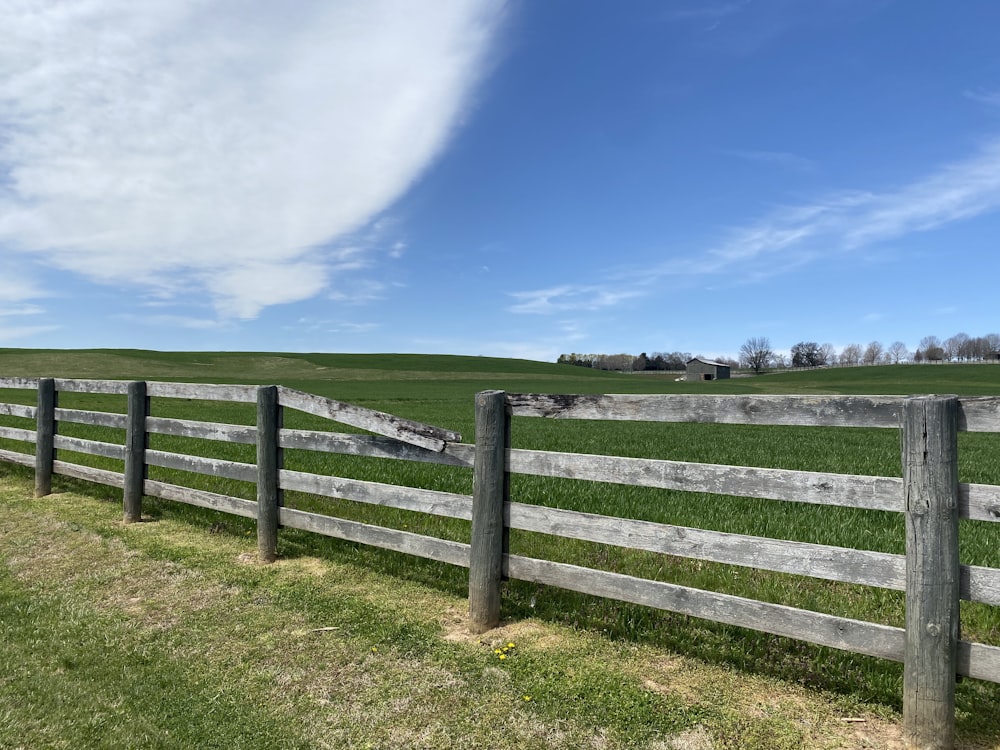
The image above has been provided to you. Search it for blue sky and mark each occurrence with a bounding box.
[2,0,999,362]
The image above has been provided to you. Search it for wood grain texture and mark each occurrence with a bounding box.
[902,396,960,750]
[504,553,906,662]
[507,501,906,589]
[0,447,34,467]
[53,379,129,395]
[54,408,128,429]
[277,386,461,452]
[52,460,124,488]
[146,416,257,444]
[958,640,1000,684]
[278,506,471,568]
[959,483,1000,523]
[145,381,258,402]
[278,429,475,468]
[0,377,39,390]
[507,393,905,428]
[53,435,125,460]
[278,469,472,519]
[0,402,36,419]
[123,381,148,523]
[34,378,55,498]
[957,396,1000,432]
[508,448,904,512]
[143,479,257,518]
[0,426,36,443]
[144,449,257,483]
[256,385,282,563]
[469,390,509,633]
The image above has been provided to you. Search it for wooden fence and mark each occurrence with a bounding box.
[2,378,1000,749]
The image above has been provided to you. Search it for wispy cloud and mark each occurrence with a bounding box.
[964,88,1000,108]
[667,1,752,23]
[726,149,816,173]
[116,313,229,331]
[511,137,1000,313]
[0,0,504,319]
[508,284,644,314]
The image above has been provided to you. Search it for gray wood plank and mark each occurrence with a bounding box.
[0,402,36,419]
[507,393,905,428]
[53,379,129,394]
[145,381,258,402]
[507,501,907,590]
[53,435,125,461]
[143,479,258,518]
[278,506,471,568]
[52,460,125,488]
[278,429,475,468]
[959,483,1000,523]
[509,448,904,512]
[0,447,35,467]
[504,553,906,662]
[964,565,1000,607]
[54,408,128,429]
[958,396,1000,433]
[0,426,36,443]
[958,640,1000,684]
[0,377,39,390]
[146,416,257,444]
[145,449,257,483]
[278,469,472,519]
[277,386,461,452]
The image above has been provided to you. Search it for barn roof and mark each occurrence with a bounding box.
[686,357,729,368]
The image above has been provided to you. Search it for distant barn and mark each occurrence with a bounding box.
[685,358,731,382]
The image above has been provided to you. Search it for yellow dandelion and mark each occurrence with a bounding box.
[370,646,378,653]
[507,642,516,649]
[498,653,506,660]
[523,695,532,702]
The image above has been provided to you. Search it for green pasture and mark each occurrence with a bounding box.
[2,349,1000,745]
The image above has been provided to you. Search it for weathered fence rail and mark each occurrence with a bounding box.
[1,377,999,749]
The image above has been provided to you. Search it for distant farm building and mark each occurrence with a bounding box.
[685,358,731,382]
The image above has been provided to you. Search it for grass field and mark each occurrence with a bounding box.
[2,349,1000,748]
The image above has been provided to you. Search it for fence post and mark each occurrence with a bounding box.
[256,385,282,563]
[902,395,960,750]
[34,378,56,498]
[123,381,148,523]
[469,390,509,634]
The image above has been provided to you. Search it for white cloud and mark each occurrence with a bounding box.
[0,0,504,319]
[0,324,60,344]
[508,284,644,314]
[509,137,1000,314]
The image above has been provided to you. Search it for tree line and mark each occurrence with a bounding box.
[740,332,1000,374]
[558,331,1000,374]
[557,351,738,372]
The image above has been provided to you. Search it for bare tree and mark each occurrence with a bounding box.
[986,333,1000,359]
[739,336,773,374]
[820,343,837,367]
[840,343,862,366]
[887,341,909,364]
[944,333,970,361]
[863,341,884,365]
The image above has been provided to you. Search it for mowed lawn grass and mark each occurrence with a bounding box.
[2,349,1000,747]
